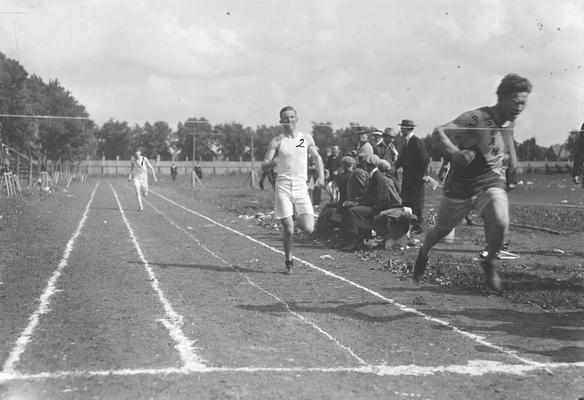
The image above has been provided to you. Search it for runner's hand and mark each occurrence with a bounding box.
[451,150,476,169]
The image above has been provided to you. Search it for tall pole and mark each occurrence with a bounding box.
[250,128,256,187]
[191,124,196,188]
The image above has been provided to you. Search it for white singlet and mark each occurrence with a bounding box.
[276,132,308,182]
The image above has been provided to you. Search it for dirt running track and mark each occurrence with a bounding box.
[0,178,582,400]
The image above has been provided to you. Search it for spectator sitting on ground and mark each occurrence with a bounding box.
[378,159,402,205]
[339,154,401,251]
[346,155,370,203]
[314,155,356,234]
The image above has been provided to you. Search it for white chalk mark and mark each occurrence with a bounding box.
[1,360,583,383]
[2,182,100,373]
[109,184,207,371]
[147,201,369,366]
[151,190,541,367]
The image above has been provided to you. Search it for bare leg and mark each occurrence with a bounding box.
[296,213,315,234]
[280,216,295,263]
[481,201,508,262]
[134,181,144,210]
[479,199,508,291]
[418,225,453,260]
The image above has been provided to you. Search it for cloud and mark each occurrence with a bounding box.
[0,0,582,145]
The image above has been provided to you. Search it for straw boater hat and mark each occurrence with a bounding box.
[355,127,370,135]
[398,119,416,128]
[371,129,383,136]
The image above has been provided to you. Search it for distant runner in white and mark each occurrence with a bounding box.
[129,148,158,211]
[262,106,325,274]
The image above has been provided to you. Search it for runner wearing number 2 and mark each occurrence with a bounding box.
[262,106,325,274]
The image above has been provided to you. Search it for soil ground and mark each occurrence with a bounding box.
[0,173,582,400]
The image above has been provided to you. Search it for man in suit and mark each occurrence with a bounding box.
[394,119,429,234]
[572,122,584,186]
[339,154,401,251]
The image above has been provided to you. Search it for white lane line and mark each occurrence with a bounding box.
[2,182,101,374]
[1,360,583,383]
[109,185,207,371]
[151,190,542,367]
[146,201,369,366]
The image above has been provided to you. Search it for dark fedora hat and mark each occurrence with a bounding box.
[398,119,416,127]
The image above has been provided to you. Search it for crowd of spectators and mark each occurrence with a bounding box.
[259,122,431,251]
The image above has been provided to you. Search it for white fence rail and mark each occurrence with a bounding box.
[78,159,573,177]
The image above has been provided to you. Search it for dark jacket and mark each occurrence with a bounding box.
[394,135,429,185]
[359,170,400,215]
[573,123,584,178]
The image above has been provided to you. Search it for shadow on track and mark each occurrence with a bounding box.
[127,261,275,274]
[236,301,413,323]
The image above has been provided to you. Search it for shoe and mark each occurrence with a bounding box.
[412,250,428,283]
[284,260,293,275]
[481,259,502,292]
[137,207,144,212]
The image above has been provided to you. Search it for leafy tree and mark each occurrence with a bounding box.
[34,79,94,160]
[96,119,133,159]
[134,121,172,159]
[0,53,31,149]
[176,117,213,161]
[254,124,281,160]
[333,123,364,155]
[565,130,581,160]
[215,122,251,161]
[516,137,547,161]
[311,122,334,154]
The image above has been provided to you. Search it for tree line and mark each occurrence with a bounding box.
[0,51,577,163]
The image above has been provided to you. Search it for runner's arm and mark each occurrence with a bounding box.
[262,137,279,172]
[307,137,325,187]
[433,111,479,167]
[146,158,158,181]
[501,130,518,187]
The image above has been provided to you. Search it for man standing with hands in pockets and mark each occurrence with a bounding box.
[262,106,325,274]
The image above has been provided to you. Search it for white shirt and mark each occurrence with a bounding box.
[276,132,308,181]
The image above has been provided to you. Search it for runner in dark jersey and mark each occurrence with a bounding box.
[412,73,532,291]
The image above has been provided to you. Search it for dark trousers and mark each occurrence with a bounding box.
[401,180,424,231]
[344,205,375,235]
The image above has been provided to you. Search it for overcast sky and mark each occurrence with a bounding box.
[1,0,583,146]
